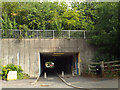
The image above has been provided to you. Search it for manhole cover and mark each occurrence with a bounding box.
[40,84,49,86]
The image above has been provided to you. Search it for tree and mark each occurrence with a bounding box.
[89,2,120,61]
[71,2,96,30]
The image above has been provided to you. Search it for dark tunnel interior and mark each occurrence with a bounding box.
[40,52,77,76]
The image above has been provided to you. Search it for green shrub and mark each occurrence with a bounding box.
[17,73,29,80]
[1,64,29,80]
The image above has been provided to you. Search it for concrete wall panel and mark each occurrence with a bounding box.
[35,39,40,49]
[1,40,4,65]
[34,52,39,77]
[19,40,25,73]
[29,40,35,77]
[3,40,9,65]
[24,39,30,75]
[2,39,96,77]
[8,39,17,64]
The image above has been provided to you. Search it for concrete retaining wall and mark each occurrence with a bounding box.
[1,39,96,77]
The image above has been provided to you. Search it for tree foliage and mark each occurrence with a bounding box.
[1,2,95,30]
[89,2,120,62]
[1,2,120,61]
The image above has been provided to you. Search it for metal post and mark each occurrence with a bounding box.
[72,71,74,76]
[53,30,54,39]
[62,71,64,77]
[84,30,86,39]
[37,30,38,39]
[69,30,70,38]
[44,72,47,79]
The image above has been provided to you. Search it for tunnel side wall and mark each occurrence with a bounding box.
[1,39,96,77]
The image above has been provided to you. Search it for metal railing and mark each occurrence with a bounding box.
[1,29,97,39]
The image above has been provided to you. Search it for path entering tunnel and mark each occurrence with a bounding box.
[40,52,77,76]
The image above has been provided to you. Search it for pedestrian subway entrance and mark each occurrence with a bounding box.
[40,52,81,77]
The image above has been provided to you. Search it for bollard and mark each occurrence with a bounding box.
[72,71,74,76]
[44,72,47,79]
[62,71,64,77]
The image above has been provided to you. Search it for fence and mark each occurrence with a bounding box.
[1,29,97,39]
[88,61,120,73]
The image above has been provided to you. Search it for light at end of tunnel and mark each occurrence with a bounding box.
[53,53,64,55]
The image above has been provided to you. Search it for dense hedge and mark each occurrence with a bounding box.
[1,64,29,80]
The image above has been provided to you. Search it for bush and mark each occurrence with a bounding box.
[1,64,29,80]
[17,73,30,80]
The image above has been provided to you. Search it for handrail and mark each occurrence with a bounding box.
[1,29,95,31]
[1,29,97,39]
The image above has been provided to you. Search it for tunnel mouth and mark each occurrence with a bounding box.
[40,52,77,76]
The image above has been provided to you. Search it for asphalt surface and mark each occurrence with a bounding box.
[61,74,118,89]
[1,76,71,88]
[0,74,119,89]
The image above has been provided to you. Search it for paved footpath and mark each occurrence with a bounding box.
[1,76,71,88]
[61,74,119,89]
[0,75,119,89]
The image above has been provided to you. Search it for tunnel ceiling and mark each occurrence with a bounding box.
[41,52,77,57]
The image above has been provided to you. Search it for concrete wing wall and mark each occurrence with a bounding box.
[1,39,96,77]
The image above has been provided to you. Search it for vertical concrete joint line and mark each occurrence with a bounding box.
[19,51,20,66]
[0,30,1,65]
[35,51,38,77]
[8,39,9,64]
[77,39,79,50]
[29,38,30,75]
[17,52,20,65]
[24,39,25,73]
[38,52,41,77]
[3,40,4,65]
[34,38,35,77]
